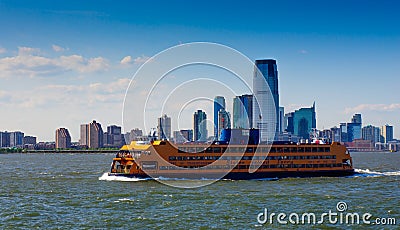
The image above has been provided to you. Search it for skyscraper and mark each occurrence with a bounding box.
[173,129,193,143]
[362,125,380,144]
[253,59,279,141]
[80,124,89,146]
[293,103,316,140]
[158,114,171,140]
[10,131,24,147]
[232,94,253,129]
[381,124,394,143]
[193,110,207,142]
[340,114,362,142]
[56,128,72,149]
[284,112,295,134]
[106,125,123,147]
[80,120,104,148]
[279,106,285,133]
[351,114,362,124]
[218,109,231,138]
[0,131,10,148]
[213,96,226,139]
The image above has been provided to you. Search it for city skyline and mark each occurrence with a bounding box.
[0,1,399,141]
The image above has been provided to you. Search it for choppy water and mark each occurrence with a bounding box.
[0,152,399,229]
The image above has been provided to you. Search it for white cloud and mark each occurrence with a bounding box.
[134,55,152,64]
[299,49,308,54]
[0,47,6,54]
[18,46,41,56]
[0,47,110,77]
[52,44,67,52]
[345,103,400,113]
[120,55,132,65]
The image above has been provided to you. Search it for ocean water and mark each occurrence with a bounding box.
[0,152,399,229]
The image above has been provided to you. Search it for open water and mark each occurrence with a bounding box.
[0,152,399,229]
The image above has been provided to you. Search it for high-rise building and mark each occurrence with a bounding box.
[293,103,316,140]
[381,124,394,143]
[193,110,207,142]
[232,94,253,129]
[214,96,226,139]
[0,131,11,148]
[339,114,362,143]
[10,131,24,147]
[279,107,284,133]
[105,125,123,147]
[23,136,37,145]
[80,120,104,148]
[80,124,89,146]
[218,109,231,138]
[362,125,380,144]
[253,59,279,141]
[284,112,295,134]
[157,114,171,140]
[173,129,193,143]
[56,128,72,149]
[351,114,362,124]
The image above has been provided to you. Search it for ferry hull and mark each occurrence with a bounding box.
[109,169,355,180]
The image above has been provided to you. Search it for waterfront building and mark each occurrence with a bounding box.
[125,128,144,143]
[279,106,284,133]
[284,112,295,134]
[173,129,193,143]
[339,114,362,143]
[381,124,394,143]
[218,109,231,138]
[232,94,253,129]
[213,96,226,139]
[193,110,207,142]
[351,114,362,124]
[56,128,72,149]
[157,114,171,140]
[330,126,341,142]
[80,120,104,148]
[253,59,279,141]
[292,103,316,140]
[362,125,381,144]
[105,125,123,147]
[10,131,24,148]
[23,136,37,145]
[0,131,10,148]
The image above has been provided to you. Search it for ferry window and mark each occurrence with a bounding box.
[169,156,176,161]
[205,147,213,153]
[298,147,304,152]
[246,147,254,153]
[268,147,275,153]
[325,148,330,152]
[221,147,227,153]
[305,148,311,152]
[177,156,182,160]
[196,147,206,153]
[290,147,297,153]
[312,148,318,152]
[276,147,283,153]
[261,147,270,153]
[283,147,290,153]
[213,147,221,153]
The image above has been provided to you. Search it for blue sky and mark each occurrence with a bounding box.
[0,0,399,141]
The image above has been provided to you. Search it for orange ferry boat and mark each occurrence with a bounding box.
[109,140,355,180]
